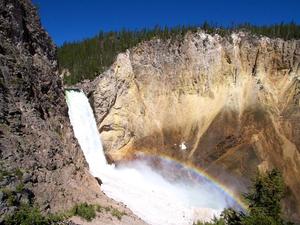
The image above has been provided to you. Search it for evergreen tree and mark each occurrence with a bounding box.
[243,169,285,222]
[194,169,294,225]
[58,22,300,85]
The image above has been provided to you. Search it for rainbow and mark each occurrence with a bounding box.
[131,151,249,211]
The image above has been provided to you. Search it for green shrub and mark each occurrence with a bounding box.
[111,208,126,220]
[7,194,17,207]
[16,183,24,193]
[104,206,111,212]
[241,212,278,225]
[0,169,12,180]
[95,205,102,212]
[71,203,96,221]
[4,204,64,225]
[4,202,105,224]
[0,167,24,181]
[14,168,23,180]
[2,189,18,207]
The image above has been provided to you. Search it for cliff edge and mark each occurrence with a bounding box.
[89,31,300,221]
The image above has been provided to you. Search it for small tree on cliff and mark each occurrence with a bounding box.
[195,169,293,225]
[243,169,285,223]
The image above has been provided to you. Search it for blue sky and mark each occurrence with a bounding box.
[33,0,300,46]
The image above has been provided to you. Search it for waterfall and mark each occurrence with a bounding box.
[65,90,238,225]
[65,89,107,175]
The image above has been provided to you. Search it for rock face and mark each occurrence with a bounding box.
[0,1,147,224]
[90,31,300,221]
[0,0,105,212]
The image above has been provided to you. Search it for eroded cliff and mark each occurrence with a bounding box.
[0,0,107,212]
[89,31,300,221]
[0,1,147,224]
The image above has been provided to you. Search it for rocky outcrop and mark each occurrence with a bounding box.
[0,1,147,224]
[0,0,103,212]
[90,31,300,221]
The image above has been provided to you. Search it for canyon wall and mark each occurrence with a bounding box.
[89,31,300,221]
[0,0,105,212]
[0,1,147,224]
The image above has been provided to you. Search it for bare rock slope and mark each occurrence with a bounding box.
[0,0,146,224]
[90,31,300,221]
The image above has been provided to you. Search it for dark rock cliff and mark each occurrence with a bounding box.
[0,0,103,216]
[0,2,148,224]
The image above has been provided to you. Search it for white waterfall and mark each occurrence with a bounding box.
[65,90,235,225]
[65,89,107,175]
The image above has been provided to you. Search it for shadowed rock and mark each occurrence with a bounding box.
[89,32,300,222]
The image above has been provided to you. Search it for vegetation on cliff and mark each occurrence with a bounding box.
[0,165,126,224]
[3,202,127,224]
[194,169,294,225]
[58,22,300,85]
[3,204,65,225]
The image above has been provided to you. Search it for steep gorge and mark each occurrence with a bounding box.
[0,1,146,224]
[86,32,300,221]
[0,0,106,210]
[2,0,299,223]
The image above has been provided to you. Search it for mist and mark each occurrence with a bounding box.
[66,90,242,225]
